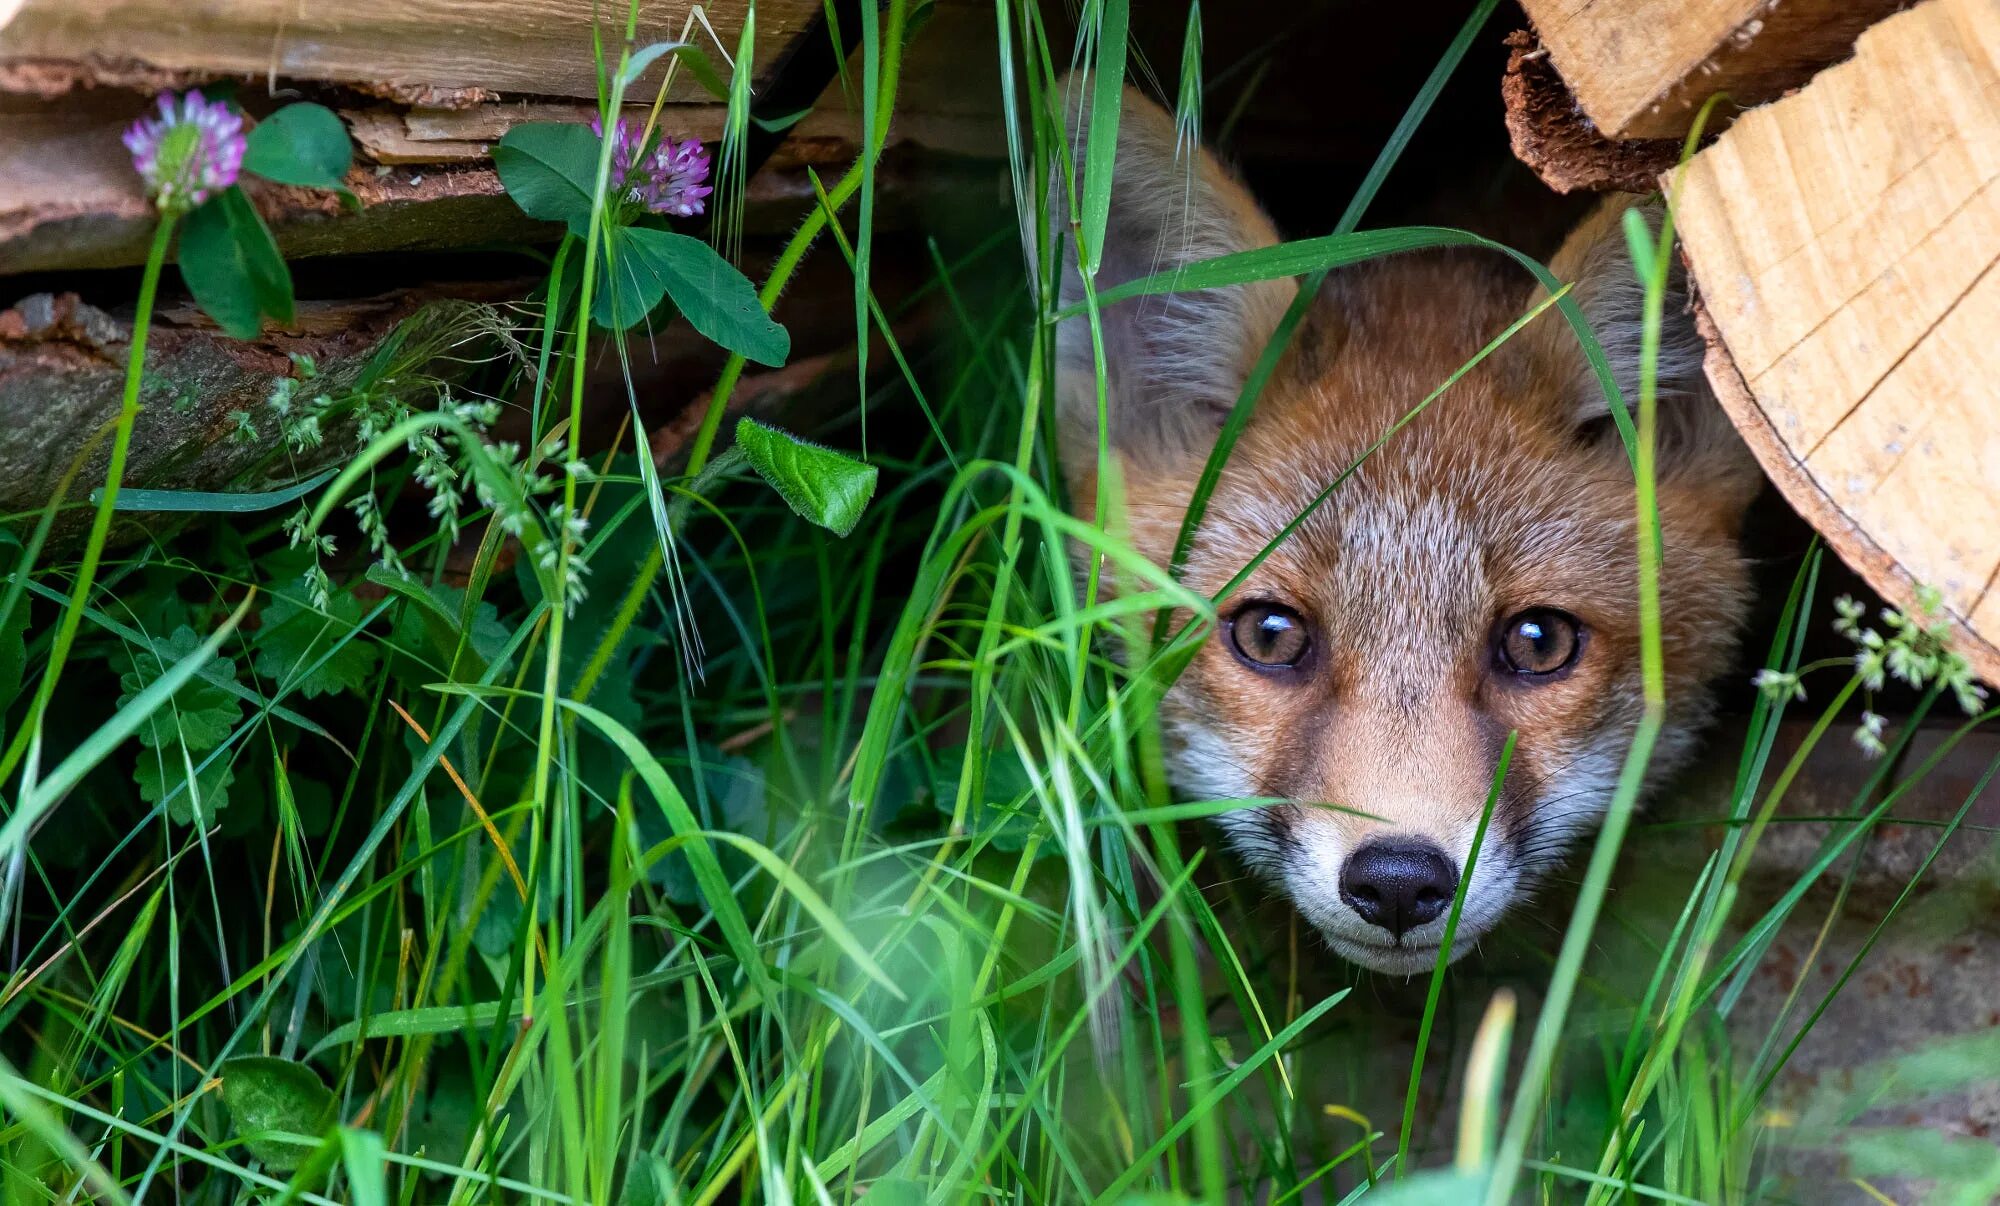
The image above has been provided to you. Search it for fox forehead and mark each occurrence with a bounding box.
[1118,257,1642,641]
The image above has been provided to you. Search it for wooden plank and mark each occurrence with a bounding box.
[0,103,996,271]
[1520,0,1907,139]
[1676,0,2000,684]
[343,100,1000,166]
[0,0,818,102]
[0,1,1002,272]
[0,98,547,272]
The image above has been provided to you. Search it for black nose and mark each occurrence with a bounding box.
[1339,841,1457,938]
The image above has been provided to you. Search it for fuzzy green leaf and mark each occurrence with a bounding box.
[254,593,380,699]
[133,745,235,825]
[118,626,243,754]
[493,121,600,232]
[618,227,789,364]
[734,419,876,537]
[218,1055,336,1171]
[178,187,295,338]
[243,104,352,190]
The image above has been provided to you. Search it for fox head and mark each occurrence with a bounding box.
[1053,85,1762,974]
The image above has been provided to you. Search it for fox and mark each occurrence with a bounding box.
[1053,84,1763,976]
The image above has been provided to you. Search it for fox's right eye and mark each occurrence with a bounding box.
[1227,603,1311,669]
[1496,608,1583,677]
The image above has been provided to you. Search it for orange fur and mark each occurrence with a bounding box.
[1054,82,1761,974]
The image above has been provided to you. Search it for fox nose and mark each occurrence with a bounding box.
[1339,841,1457,939]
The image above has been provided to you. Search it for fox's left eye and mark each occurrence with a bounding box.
[1496,609,1583,677]
[1228,602,1311,669]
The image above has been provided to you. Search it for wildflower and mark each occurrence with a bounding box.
[590,117,712,217]
[1832,595,1866,640]
[123,91,247,215]
[1836,583,1991,720]
[1752,668,1806,702]
[645,136,713,217]
[1854,710,1888,758]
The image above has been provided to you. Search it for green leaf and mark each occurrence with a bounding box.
[751,106,814,134]
[118,626,244,825]
[734,418,876,537]
[493,121,600,232]
[617,41,731,96]
[1079,0,1129,277]
[0,590,27,713]
[253,592,380,699]
[0,594,253,853]
[928,744,1044,853]
[1344,1172,1490,1205]
[178,187,295,339]
[860,1180,924,1206]
[589,225,671,332]
[117,626,243,754]
[337,1127,388,1206]
[617,227,789,364]
[133,744,235,825]
[218,1055,336,1172]
[92,467,337,512]
[639,746,765,903]
[243,104,352,190]
[1078,226,1519,311]
[375,571,509,683]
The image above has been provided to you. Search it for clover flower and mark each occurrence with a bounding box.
[124,91,246,215]
[590,117,712,217]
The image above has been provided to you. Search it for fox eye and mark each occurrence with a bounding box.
[1496,609,1583,677]
[1227,602,1310,669]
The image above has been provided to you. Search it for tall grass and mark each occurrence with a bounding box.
[3,2,1995,1203]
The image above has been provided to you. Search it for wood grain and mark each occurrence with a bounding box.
[0,0,817,101]
[1675,0,2000,684]
[1521,0,1907,138]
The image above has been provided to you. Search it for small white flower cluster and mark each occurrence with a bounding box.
[538,500,594,617]
[1751,667,1806,702]
[1836,589,1987,716]
[266,365,334,455]
[1752,588,1984,760]
[1753,587,1988,758]
[274,354,528,610]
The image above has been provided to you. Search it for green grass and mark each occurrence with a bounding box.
[3,2,1997,1203]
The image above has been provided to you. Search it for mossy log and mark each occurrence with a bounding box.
[0,287,514,542]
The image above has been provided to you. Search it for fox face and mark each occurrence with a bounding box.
[1054,86,1762,975]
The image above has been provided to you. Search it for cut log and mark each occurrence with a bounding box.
[1674,0,2000,684]
[1500,30,1682,194]
[0,0,817,102]
[1519,0,1908,139]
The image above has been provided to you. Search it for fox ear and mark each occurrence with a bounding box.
[1530,197,1762,517]
[1050,77,1294,473]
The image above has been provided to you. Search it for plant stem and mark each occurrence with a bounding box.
[0,213,175,794]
